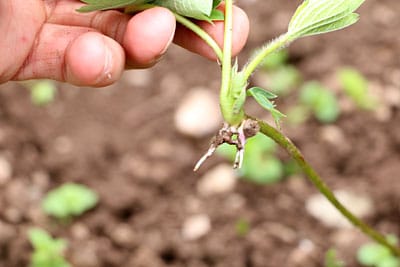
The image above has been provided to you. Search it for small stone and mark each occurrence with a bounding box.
[182,214,211,241]
[197,164,237,196]
[109,224,136,248]
[264,222,297,243]
[306,190,374,228]
[174,88,222,138]
[0,156,12,185]
[71,223,90,240]
[128,247,164,267]
[70,241,99,267]
[320,125,345,146]
[330,228,367,248]
[287,239,316,266]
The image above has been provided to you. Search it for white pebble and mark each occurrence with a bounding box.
[182,214,211,241]
[306,190,374,228]
[174,88,221,138]
[197,164,237,196]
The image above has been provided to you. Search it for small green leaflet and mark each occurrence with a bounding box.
[247,87,286,128]
[287,0,365,39]
[77,0,223,21]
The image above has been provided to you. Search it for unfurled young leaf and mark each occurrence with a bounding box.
[288,0,365,39]
[247,87,285,127]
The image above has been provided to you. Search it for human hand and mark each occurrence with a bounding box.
[0,1,249,87]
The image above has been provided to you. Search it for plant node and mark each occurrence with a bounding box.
[194,119,259,171]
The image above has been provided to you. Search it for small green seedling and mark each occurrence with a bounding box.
[325,249,345,267]
[235,218,250,237]
[30,80,57,106]
[299,81,340,123]
[337,67,376,109]
[28,228,70,267]
[358,236,400,267]
[42,183,98,220]
[20,80,57,106]
[217,133,283,184]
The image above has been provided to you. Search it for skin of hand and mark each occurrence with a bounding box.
[0,0,249,87]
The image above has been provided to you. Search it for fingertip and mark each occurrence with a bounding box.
[65,32,125,87]
[123,7,176,67]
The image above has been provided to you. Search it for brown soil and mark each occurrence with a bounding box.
[0,0,399,266]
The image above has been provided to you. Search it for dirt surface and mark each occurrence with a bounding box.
[0,0,400,266]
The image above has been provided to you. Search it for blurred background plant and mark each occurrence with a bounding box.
[28,228,70,267]
[42,183,98,221]
[20,80,57,106]
[357,235,400,267]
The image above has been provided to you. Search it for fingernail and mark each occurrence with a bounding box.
[101,43,114,82]
[159,24,176,56]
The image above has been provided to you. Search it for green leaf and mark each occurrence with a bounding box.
[357,243,392,266]
[378,257,400,267]
[337,67,376,109]
[247,87,277,100]
[78,0,222,21]
[300,82,339,123]
[30,80,57,106]
[297,13,359,38]
[209,9,224,21]
[28,228,70,267]
[247,87,285,127]
[325,249,345,267]
[288,0,365,39]
[42,183,98,219]
[77,0,146,12]
[235,218,250,236]
[154,0,214,20]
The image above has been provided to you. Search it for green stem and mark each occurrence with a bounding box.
[127,4,223,62]
[242,33,291,81]
[254,117,400,257]
[220,0,234,99]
